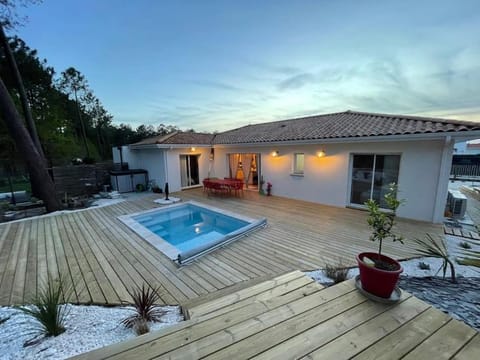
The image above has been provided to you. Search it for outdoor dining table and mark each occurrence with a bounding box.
[203,178,243,196]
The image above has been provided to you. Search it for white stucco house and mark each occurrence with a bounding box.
[113,110,480,223]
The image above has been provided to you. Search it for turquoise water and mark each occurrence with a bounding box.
[133,204,249,253]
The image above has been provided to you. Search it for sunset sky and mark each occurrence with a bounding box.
[16,0,480,132]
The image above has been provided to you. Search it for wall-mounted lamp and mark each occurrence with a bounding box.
[317,150,326,158]
[190,147,196,152]
[271,150,280,157]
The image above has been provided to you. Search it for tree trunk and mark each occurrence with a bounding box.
[0,76,61,212]
[73,89,90,158]
[0,23,46,163]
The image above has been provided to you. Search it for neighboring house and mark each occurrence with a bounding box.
[454,139,480,154]
[113,111,480,223]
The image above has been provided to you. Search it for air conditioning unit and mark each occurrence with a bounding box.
[447,190,467,219]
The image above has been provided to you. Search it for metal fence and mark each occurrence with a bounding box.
[451,164,480,177]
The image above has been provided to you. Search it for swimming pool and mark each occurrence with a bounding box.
[119,201,266,264]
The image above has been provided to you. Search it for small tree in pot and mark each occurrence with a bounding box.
[357,183,405,298]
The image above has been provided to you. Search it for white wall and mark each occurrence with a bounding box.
[213,140,449,223]
[165,148,212,192]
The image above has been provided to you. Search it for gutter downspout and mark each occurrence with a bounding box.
[432,136,454,223]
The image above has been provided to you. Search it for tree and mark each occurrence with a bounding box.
[0,77,60,211]
[58,67,91,158]
[0,0,61,211]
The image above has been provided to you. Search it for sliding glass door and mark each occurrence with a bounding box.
[180,155,199,188]
[350,154,400,208]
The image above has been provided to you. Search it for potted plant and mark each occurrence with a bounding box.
[266,182,272,196]
[357,183,404,298]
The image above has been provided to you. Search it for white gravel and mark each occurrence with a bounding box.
[0,305,183,360]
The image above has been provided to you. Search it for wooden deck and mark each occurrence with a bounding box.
[73,271,479,359]
[0,189,441,306]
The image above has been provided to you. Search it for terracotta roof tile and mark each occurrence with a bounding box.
[132,131,214,146]
[212,110,480,144]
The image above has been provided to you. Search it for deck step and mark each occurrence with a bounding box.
[181,270,321,319]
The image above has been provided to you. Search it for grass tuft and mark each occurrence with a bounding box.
[17,273,73,337]
[122,284,165,328]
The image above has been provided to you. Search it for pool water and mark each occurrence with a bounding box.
[133,203,250,253]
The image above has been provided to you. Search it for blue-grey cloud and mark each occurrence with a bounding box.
[277,73,316,91]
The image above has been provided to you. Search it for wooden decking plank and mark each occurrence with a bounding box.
[0,222,24,305]
[302,297,431,359]
[36,217,48,294]
[91,207,196,303]
[94,207,202,298]
[169,284,368,359]
[87,207,180,304]
[402,318,477,360]
[187,271,305,318]
[248,294,414,360]
[44,215,60,281]
[453,333,480,359]
[23,218,38,302]
[76,211,131,303]
[10,220,31,304]
[63,213,106,303]
[201,255,250,283]
[187,275,316,320]
[352,307,451,360]
[56,214,92,303]
[84,275,354,360]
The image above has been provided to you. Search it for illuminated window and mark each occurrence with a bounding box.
[293,153,304,175]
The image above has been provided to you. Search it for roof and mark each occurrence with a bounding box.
[212,110,480,145]
[132,131,215,146]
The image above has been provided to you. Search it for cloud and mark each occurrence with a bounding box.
[277,73,316,91]
[190,80,244,92]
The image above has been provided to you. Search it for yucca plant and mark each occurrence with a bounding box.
[122,284,165,329]
[412,234,456,282]
[17,273,73,337]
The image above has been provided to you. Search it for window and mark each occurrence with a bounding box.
[350,154,400,208]
[293,153,305,175]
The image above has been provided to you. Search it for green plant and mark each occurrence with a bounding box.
[365,183,404,268]
[121,284,165,328]
[133,318,150,336]
[17,274,73,337]
[135,183,145,192]
[323,263,350,284]
[412,234,456,282]
[418,261,431,270]
[459,241,472,249]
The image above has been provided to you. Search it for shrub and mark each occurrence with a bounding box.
[418,261,431,270]
[412,234,456,282]
[133,318,150,336]
[122,284,165,328]
[17,274,73,337]
[459,241,472,249]
[323,260,350,284]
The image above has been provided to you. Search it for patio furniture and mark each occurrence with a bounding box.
[203,178,243,197]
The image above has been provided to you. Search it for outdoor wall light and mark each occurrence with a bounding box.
[190,147,196,152]
[317,150,326,158]
[271,150,280,157]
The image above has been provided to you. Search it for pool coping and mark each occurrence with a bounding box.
[118,200,264,262]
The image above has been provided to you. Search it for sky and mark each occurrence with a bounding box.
[14,0,480,132]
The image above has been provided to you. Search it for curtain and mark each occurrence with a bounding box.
[243,154,252,186]
[229,154,239,179]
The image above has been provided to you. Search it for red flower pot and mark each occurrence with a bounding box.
[357,252,403,298]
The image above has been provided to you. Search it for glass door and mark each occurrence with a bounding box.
[350,154,400,208]
[180,155,200,188]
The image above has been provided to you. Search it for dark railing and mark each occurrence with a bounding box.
[451,164,480,177]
